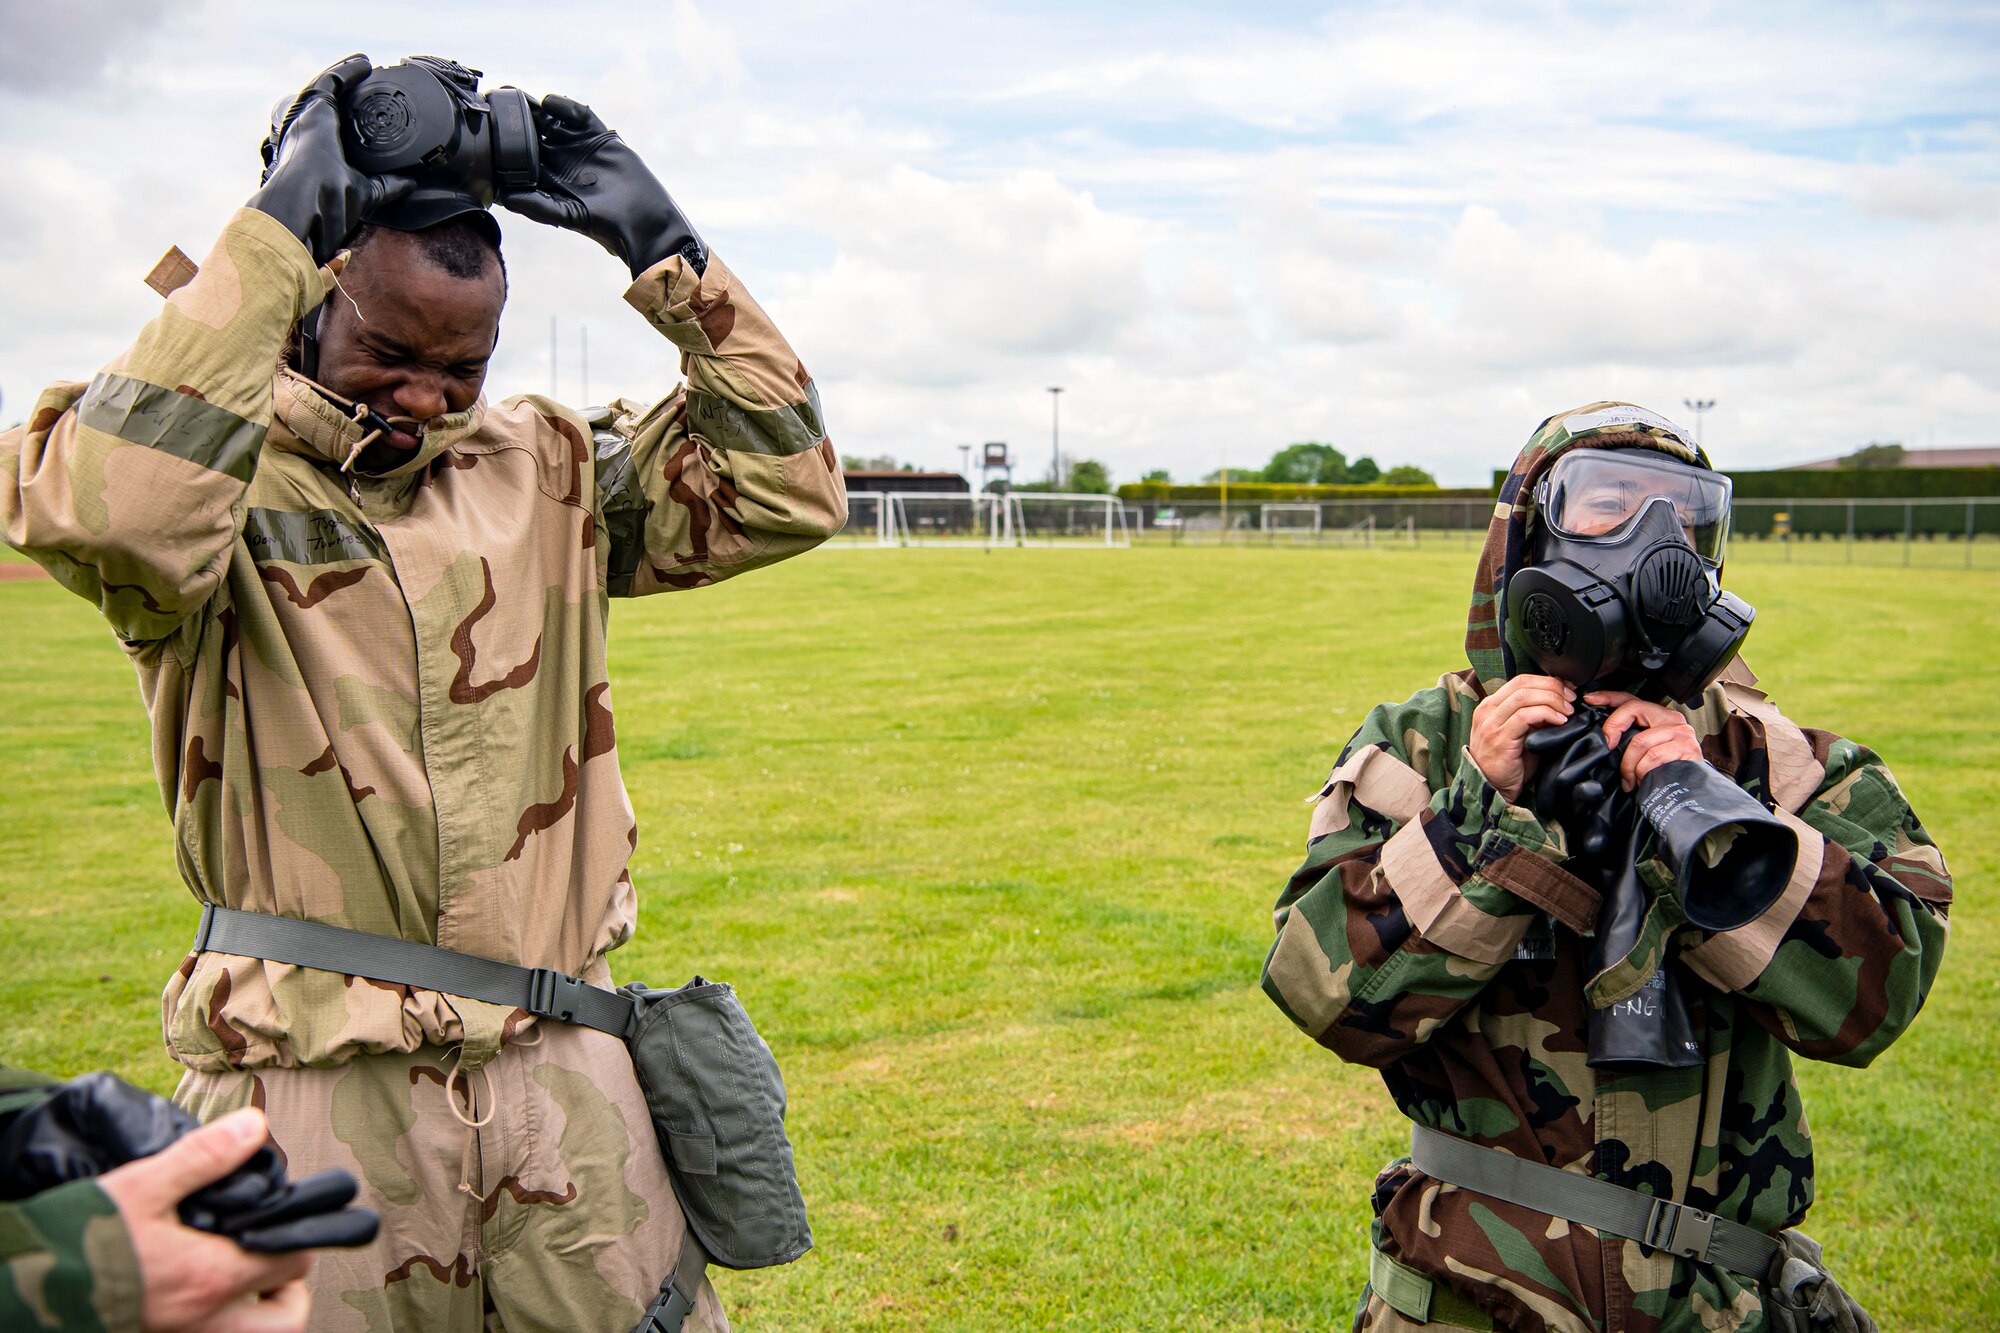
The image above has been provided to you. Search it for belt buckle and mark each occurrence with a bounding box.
[527,967,587,1023]
[1645,1198,1717,1261]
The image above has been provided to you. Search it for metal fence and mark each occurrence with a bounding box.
[1117,497,2000,568]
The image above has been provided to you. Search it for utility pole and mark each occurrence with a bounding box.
[958,443,972,484]
[1047,386,1064,489]
[1682,398,1715,449]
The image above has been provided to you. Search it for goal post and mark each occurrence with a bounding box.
[1260,503,1323,542]
[838,492,889,545]
[1006,493,1130,547]
[882,492,1011,546]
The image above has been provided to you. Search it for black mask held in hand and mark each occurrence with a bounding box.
[1508,494,1755,707]
[0,1071,379,1252]
[250,55,417,266]
[332,55,540,233]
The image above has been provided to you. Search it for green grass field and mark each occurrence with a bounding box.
[2,546,1994,1329]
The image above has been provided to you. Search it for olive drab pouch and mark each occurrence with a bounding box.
[620,977,812,1270]
[1763,1229,1878,1333]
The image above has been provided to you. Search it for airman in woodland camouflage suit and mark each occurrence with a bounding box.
[1261,405,1950,1332]
[3,57,843,1331]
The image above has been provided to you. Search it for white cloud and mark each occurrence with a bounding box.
[1,0,1995,486]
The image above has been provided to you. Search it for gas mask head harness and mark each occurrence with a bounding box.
[1505,446,1753,706]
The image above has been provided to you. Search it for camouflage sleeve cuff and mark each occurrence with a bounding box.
[1453,746,1566,867]
[3,1181,141,1333]
[623,248,738,354]
[1372,753,1569,966]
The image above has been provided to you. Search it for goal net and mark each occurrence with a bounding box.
[1007,493,1130,547]
[1260,503,1323,541]
[837,492,889,545]
[883,492,1010,546]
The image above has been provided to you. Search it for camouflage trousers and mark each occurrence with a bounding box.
[1353,1287,1493,1331]
[175,1021,729,1333]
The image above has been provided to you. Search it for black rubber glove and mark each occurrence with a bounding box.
[0,1071,378,1251]
[249,54,415,265]
[498,92,706,277]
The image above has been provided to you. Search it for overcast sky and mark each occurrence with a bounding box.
[2,0,1995,485]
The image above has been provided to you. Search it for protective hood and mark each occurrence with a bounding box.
[268,367,485,479]
[1464,401,1709,689]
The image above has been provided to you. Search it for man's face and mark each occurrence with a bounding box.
[313,229,506,470]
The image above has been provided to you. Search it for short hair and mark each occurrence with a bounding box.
[347,217,507,291]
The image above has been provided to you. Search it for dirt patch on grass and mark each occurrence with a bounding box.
[0,563,50,581]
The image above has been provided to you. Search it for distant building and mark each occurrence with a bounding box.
[842,470,971,494]
[1784,447,2000,471]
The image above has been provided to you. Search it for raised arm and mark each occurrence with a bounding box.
[1261,676,1600,1068]
[499,92,844,593]
[0,55,404,642]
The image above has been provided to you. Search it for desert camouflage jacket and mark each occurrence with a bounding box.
[2,208,846,1073]
[1261,405,1951,1333]
[0,1066,140,1333]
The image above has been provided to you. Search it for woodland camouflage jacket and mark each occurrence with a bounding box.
[1260,404,1951,1333]
[0,1066,139,1333]
[2,208,846,1074]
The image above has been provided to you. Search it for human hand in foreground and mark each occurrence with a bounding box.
[1584,690,1704,792]
[0,1070,378,1251]
[97,1108,314,1333]
[499,92,706,276]
[1470,673,1577,801]
[250,54,414,264]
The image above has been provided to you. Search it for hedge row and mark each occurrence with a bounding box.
[1727,466,2000,499]
[1115,482,1494,503]
[1487,465,2000,499]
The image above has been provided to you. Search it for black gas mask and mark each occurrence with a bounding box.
[1505,448,1754,706]
[264,55,537,239]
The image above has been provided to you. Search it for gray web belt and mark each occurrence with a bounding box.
[192,903,640,1039]
[1410,1124,1779,1278]
[194,904,711,1333]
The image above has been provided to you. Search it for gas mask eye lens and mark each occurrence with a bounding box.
[1538,450,1731,564]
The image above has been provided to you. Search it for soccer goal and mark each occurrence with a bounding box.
[1328,514,1376,547]
[1260,503,1323,543]
[883,492,1012,546]
[1007,493,1131,547]
[838,492,890,545]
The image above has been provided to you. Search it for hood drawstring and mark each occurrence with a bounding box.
[443,1046,496,1199]
[338,400,386,475]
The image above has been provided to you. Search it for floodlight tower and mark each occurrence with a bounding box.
[1683,398,1715,449]
[1048,386,1064,489]
[958,443,973,484]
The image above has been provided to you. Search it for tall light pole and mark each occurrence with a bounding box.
[1047,386,1063,489]
[1683,398,1715,449]
[958,443,972,484]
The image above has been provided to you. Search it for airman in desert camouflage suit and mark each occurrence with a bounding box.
[3,56,843,1332]
[1261,405,1950,1332]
